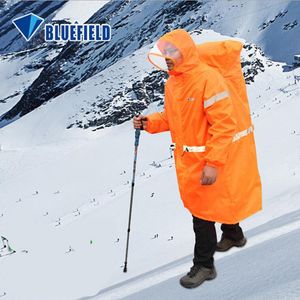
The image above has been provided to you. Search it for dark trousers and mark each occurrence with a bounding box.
[192,215,244,268]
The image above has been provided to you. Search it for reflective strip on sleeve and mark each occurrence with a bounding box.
[232,125,254,142]
[204,91,230,109]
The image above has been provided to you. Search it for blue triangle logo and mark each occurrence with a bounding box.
[12,13,44,41]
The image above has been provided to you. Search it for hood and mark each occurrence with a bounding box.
[148,29,201,75]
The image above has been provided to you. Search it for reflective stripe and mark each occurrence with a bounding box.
[233,125,253,142]
[204,91,230,109]
[183,145,206,152]
[170,125,254,152]
[170,143,205,152]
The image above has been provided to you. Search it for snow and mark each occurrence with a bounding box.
[120,225,300,300]
[53,0,110,23]
[205,0,300,63]
[0,2,300,300]
[0,50,43,115]
[88,219,300,300]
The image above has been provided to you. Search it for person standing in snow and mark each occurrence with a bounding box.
[133,29,262,288]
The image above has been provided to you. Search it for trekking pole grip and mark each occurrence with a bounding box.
[134,113,142,147]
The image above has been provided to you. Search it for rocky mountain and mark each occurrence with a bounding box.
[0,0,299,129]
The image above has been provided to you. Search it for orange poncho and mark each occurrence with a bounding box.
[145,29,262,224]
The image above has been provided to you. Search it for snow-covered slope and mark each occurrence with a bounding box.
[110,225,300,300]
[53,0,110,23]
[0,23,300,299]
[206,0,300,63]
[0,44,64,118]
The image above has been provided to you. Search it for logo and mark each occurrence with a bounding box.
[12,13,44,41]
[44,23,111,42]
[187,97,195,101]
[12,13,111,43]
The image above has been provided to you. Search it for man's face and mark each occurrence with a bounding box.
[148,40,183,72]
[162,43,182,71]
[165,58,175,70]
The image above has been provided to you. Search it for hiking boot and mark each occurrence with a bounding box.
[179,264,217,289]
[216,235,247,252]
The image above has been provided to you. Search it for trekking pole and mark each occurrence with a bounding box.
[123,116,142,273]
